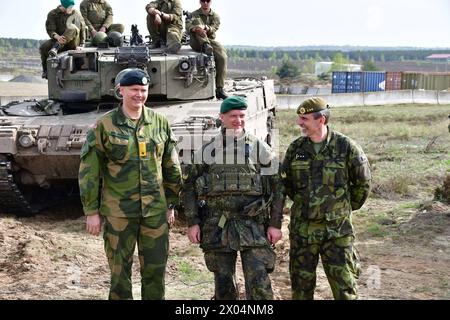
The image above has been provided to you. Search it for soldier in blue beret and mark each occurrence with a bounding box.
[80,67,182,300]
[182,95,285,300]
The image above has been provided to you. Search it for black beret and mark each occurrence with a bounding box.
[119,68,150,87]
[220,96,248,114]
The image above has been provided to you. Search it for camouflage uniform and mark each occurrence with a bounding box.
[186,8,227,89]
[281,128,371,300]
[80,0,125,35]
[145,0,183,48]
[39,6,86,73]
[79,106,182,300]
[183,130,284,300]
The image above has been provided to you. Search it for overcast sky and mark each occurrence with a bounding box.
[0,0,449,47]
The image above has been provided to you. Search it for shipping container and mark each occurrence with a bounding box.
[401,72,450,90]
[385,72,402,91]
[346,72,363,92]
[419,73,450,90]
[363,72,386,92]
[401,72,420,90]
[332,71,347,93]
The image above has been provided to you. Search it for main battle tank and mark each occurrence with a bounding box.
[0,26,277,216]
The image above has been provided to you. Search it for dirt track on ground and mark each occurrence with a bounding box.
[0,200,449,300]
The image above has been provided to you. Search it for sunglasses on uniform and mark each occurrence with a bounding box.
[200,0,211,3]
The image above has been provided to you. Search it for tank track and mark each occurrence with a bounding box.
[0,160,35,215]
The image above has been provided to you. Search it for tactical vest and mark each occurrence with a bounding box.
[195,134,266,214]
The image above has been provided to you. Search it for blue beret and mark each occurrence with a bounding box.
[119,69,150,87]
[220,96,248,114]
[61,0,75,8]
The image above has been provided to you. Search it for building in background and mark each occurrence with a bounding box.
[315,61,362,76]
[426,54,450,72]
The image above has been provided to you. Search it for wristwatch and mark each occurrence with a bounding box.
[168,203,175,210]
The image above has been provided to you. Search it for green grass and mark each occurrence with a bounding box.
[366,223,389,237]
[276,104,450,241]
[170,256,213,285]
[275,104,450,200]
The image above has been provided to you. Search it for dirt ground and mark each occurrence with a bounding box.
[0,198,449,300]
[0,82,48,97]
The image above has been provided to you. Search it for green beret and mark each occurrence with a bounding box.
[60,0,75,8]
[297,97,330,115]
[119,68,150,87]
[220,96,248,114]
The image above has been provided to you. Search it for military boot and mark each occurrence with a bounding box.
[167,42,181,54]
[48,43,62,57]
[41,71,48,79]
[148,40,161,49]
[216,87,228,100]
[202,43,213,55]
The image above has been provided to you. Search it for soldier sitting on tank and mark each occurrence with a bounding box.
[39,0,86,79]
[80,0,125,42]
[187,0,228,100]
[145,0,183,54]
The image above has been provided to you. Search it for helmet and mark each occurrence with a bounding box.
[92,31,108,46]
[107,31,124,47]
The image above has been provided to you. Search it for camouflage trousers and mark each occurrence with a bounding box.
[204,246,275,300]
[39,25,82,72]
[189,34,227,88]
[85,24,126,43]
[103,214,169,300]
[146,14,182,49]
[289,234,361,300]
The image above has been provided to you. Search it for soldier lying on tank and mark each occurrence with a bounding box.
[145,0,183,54]
[182,96,284,300]
[80,0,125,40]
[186,0,228,100]
[39,0,86,79]
[280,97,372,300]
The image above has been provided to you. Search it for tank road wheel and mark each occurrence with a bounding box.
[0,156,36,216]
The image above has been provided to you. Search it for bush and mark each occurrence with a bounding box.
[276,58,299,79]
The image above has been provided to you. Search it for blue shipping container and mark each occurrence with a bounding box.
[332,72,347,93]
[363,72,386,92]
[346,72,363,92]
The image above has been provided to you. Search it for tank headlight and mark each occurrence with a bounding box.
[179,60,191,72]
[19,134,35,148]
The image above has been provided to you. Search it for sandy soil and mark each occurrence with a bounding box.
[0,200,448,300]
[0,82,48,97]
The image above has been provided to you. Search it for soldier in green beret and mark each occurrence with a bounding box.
[80,0,125,39]
[145,0,183,53]
[182,96,285,300]
[186,0,228,100]
[79,68,182,300]
[280,97,372,300]
[39,0,86,79]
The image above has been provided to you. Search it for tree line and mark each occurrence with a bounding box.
[226,47,448,62]
[0,38,43,49]
[1,37,447,64]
